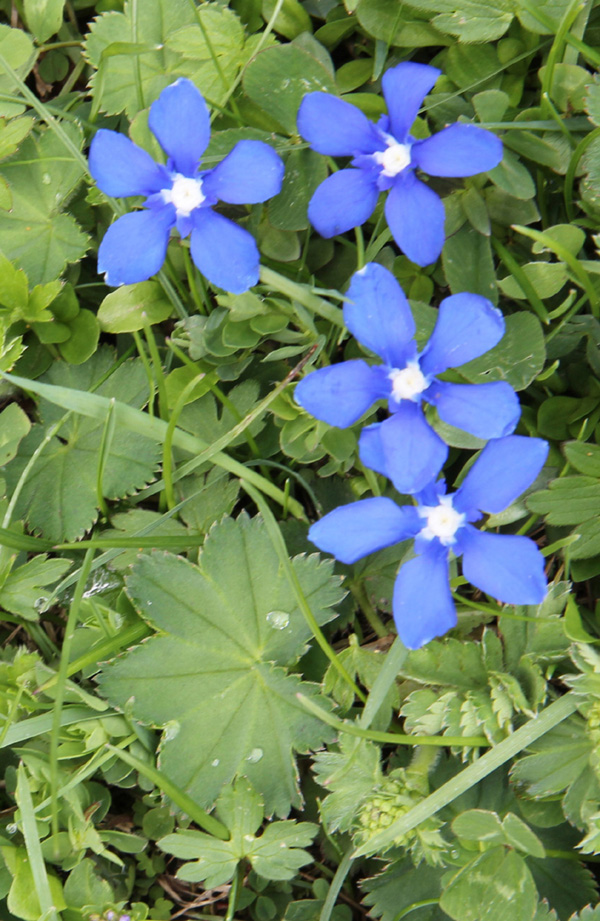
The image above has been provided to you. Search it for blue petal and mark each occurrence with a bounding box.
[413,124,503,178]
[345,263,417,367]
[454,435,549,516]
[359,407,448,494]
[384,172,445,267]
[98,207,174,286]
[457,526,547,605]
[308,169,379,238]
[426,381,520,439]
[297,92,383,156]
[392,542,456,648]
[295,361,389,428]
[89,129,167,197]
[190,209,259,293]
[419,292,505,377]
[148,78,210,176]
[381,62,441,142]
[202,140,284,204]
[308,497,421,564]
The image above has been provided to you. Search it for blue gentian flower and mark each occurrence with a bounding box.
[89,78,284,294]
[309,435,549,649]
[297,62,503,266]
[295,263,520,494]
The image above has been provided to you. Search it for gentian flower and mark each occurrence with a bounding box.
[295,263,520,494]
[297,62,502,266]
[89,78,284,294]
[309,435,549,649]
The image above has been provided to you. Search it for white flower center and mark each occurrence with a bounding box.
[163,174,205,216]
[419,498,465,546]
[389,362,428,402]
[380,142,412,177]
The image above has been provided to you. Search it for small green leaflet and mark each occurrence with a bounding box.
[99,514,344,816]
[5,348,160,541]
[159,777,317,887]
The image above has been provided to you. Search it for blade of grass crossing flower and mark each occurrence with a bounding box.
[242,481,366,703]
[0,369,305,519]
[297,693,489,747]
[106,745,230,840]
[50,547,95,841]
[16,764,59,921]
[353,693,578,857]
[513,224,599,316]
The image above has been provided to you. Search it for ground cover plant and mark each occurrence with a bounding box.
[3,0,600,919]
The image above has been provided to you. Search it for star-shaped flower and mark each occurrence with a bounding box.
[308,435,549,649]
[297,62,502,266]
[295,262,520,494]
[89,78,284,294]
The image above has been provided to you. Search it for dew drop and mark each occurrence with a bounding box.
[41,172,51,185]
[163,720,180,741]
[246,747,263,763]
[266,610,290,630]
[211,758,220,767]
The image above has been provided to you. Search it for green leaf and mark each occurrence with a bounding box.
[510,715,592,797]
[85,0,196,117]
[361,857,446,921]
[442,224,497,304]
[0,402,30,465]
[312,737,382,832]
[459,312,545,391]
[440,848,537,921]
[0,555,71,620]
[488,149,536,201]
[0,117,34,162]
[0,124,88,285]
[58,309,100,365]
[0,27,37,118]
[399,637,489,690]
[529,857,598,921]
[527,477,600,525]
[23,0,65,43]
[451,809,504,843]
[5,349,161,541]
[564,442,600,478]
[268,148,327,232]
[160,778,317,886]
[99,515,344,815]
[98,281,173,333]
[243,45,336,135]
[165,6,247,107]
[499,262,568,300]
[501,812,545,858]
[356,0,450,47]
[262,0,312,39]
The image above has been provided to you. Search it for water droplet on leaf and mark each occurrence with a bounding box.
[246,747,263,763]
[266,610,290,630]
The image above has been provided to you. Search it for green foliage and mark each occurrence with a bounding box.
[5,348,161,540]
[159,778,317,885]
[99,514,343,815]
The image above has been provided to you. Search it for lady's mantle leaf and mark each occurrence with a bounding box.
[5,348,160,541]
[159,777,317,887]
[98,514,344,816]
[0,124,88,285]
